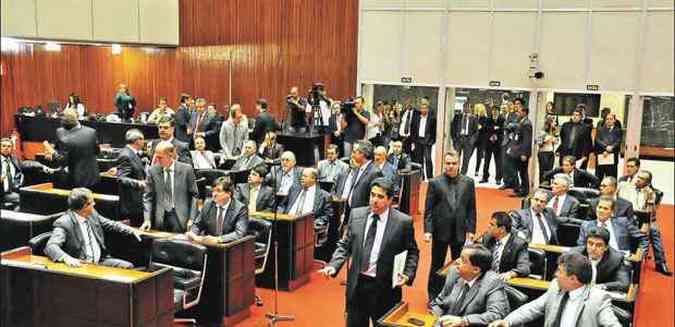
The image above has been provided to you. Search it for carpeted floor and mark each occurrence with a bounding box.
[231,187,673,327]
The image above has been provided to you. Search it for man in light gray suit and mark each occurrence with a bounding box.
[430,244,509,326]
[489,252,621,327]
[219,104,249,160]
[45,188,142,268]
[317,144,349,183]
[141,141,198,233]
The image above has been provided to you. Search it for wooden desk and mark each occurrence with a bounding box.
[19,182,119,219]
[529,243,643,263]
[398,169,421,216]
[129,229,256,326]
[378,302,438,327]
[1,247,173,327]
[0,210,62,252]
[252,211,315,290]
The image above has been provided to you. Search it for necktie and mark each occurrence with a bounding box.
[164,168,173,207]
[3,158,13,191]
[451,283,471,315]
[552,292,570,327]
[345,168,359,205]
[404,111,411,135]
[295,189,307,215]
[552,196,559,214]
[83,220,98,263]
[492,240,503,272]
[536,212,551,243]
[361,214,380,272]
[249,187,258,213]
[216,206,225,236]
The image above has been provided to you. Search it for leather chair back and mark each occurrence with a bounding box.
[151,239,207,272]
[504,285,528,310]
[28,232,52,256]
[528,248,547,280]
[557,223,581,247]
[248,217,272,274]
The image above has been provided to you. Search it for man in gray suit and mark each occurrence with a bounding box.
[317,144,349,183]
[231,140,264,171]
[430,244,509,326]
[512,189,560,245]
[547,174,582,223]
[489,252,621,327]
[45,188,141,268]
[141,141,198,233]
[219,104,249,160]
[186,177,248,243]
[234,165,275,213]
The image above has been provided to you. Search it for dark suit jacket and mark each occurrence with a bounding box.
[511,208,559,244]
[543,168,599,189]
[253,111,281,144]
[482,234,531,277]
[45,210,134,262]
[259,143,284,161]
[282,185,334,227]
[387,153,411,171]
[424,175,477,243]
[174,105,192,143]
[507,117,532,158]
[578,217,648,254]
[190,110,219,140]
[410,111,437,146]
[54,125,100,188]
[570,246,631,292]
[334,161,383,208]
[327,207,419,304]
[557,121,593,159]
[430,269,509,324]
[234,183,275,212]
[1,155,44,194]
[483,114,505,147]
[150,138,192,166]
[589,197,634,221]
[117,146,146,217]
[595,126,623,158]
[450,113,479,145]
[190,198,248,243]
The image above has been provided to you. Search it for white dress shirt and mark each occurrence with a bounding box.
[590,258,600,285]
[192,151,214,169]
[597,218,619,251]
[362,208,390,277]
[559,286,587,327]
[530,208,552,244]
[75,214,101,263]
[418,115,427,138]
[279,168,296,195]
[289,185,316,216]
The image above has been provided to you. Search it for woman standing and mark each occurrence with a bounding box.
[367,100,385,146]
[537,114,559,183]
[473,103,488,177]
[65,93,86,119]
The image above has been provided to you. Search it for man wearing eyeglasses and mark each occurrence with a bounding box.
[589,176,634,221]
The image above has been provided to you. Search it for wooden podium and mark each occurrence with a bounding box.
[0,247,174,327]
[19,182,119,219]
[378,302,438,327]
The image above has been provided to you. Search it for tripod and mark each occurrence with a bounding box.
[265,165,295,326]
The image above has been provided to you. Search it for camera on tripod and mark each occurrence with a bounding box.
[307,82,325,106]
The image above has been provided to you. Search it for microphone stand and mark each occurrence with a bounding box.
[265,164,295,326]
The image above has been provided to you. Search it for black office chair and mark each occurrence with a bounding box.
[557,223,581,247]
[149,239,208,325]
[528,248,547,280]
[248,217,272,307]
[504,285,528,311]
[569,187,600,203]
[318,180,335,193]
[28,232,52,256]
[195,169,228,199]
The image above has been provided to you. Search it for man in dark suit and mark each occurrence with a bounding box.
[511,189,560,245]
[141,141,199,233]
[482,212,531,280]
[594,113,623,180]
[186,177,248,243]
[117,129,147,226]
[174,93,193,143]
[149,117,192,165]
[252,98,280,145]
[578,196,648,255]
[451,104,480,176]
[231,140,265,171]
[589,176,634,221]
[424,150,477,301]
[43,108,100,188]
[572,226,631,292]
[373,146,398,192]
[542,155,599,189]
[499,99,523,192]
[618,157,640,184]
[235,165,275,213]
[480,106,504,184]
[505,103,532,197]
[409,98,436,180]
[319,178,419,327]
[265,151,303,195]
[430,245,509,326]
[334,141,383,224]
[189,98,220,148]
[1,138,54,207]
[557,108,593,169]
[387,140,411,171]
[547,174,581,222]
[282,168,333,229]
[45,188,141,268]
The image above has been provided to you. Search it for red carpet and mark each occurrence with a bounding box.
[232,187,673,327]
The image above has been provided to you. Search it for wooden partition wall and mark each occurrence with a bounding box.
[1,0,359,136]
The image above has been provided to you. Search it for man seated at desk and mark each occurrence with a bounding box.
[265,151,302,195]
[511,189,559,245]
[546,174,582,223]
[317,144,349,183]
[234,165,275,213]
[430,244,509,327]
[481,212,530,280]
[45,187,142,268]
[489,252,621,327]
[1,137,55,207]
[577,196,647,257]
[571,226,631,293]
[231,140,264,171]
[281,168,333,229]
[589,176,634,221]
[186,177,248,243]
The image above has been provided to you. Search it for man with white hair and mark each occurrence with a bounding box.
[547,174,581,222]
[265,151,302,195]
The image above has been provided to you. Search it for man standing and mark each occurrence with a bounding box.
[505,102,532,197]
[114,83,136,121]
[557,108,593,168]
[481,106,504,184]
[334,141,383,223]
[1,138,54,207]
[595,113,623,180]
[117,129,147,226]
[141,142,198,233]
[489,252,621,327]
[319,178,419,327]
[43,108,100,188]
[189,98,219,145]
[452,104,479,176]
[253,98,280,145]
[219,104,249,160]
[286,86,308,133]
[341,96,370,157]
[174,93,193,143]
[186,178,248,243]
[148,117,192,165]
[424,150,477,301]
[410,98,436,180]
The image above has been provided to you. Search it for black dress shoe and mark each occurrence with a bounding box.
[656,263,673,276]
[479,179,489,183]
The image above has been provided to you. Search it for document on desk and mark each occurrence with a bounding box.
[597,153,615,166]
[393,250,408,288]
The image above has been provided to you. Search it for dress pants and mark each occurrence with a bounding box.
[508,156,529,194]
[483,143,503,182]
[650,223,668,265]
[427,238,463,301]
[347,274,396,327]
[595,161,618,181]
[474,142,485,175]
[458,136,476,175]
[502,151,517,188]
[412,143,433,180]
[162,209,185,233]
[538,151,554,183]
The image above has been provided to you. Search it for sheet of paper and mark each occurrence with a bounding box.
[393,250,408,288]
[597,153,615,165]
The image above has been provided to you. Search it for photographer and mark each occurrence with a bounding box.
[340,96,370,157]
[306,82,332,133]
[286,86,308,133]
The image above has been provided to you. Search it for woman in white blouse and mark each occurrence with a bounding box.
[366,101,384,146]
[64,93,86,119]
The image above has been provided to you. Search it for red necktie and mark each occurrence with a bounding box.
[552,196,559,213]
